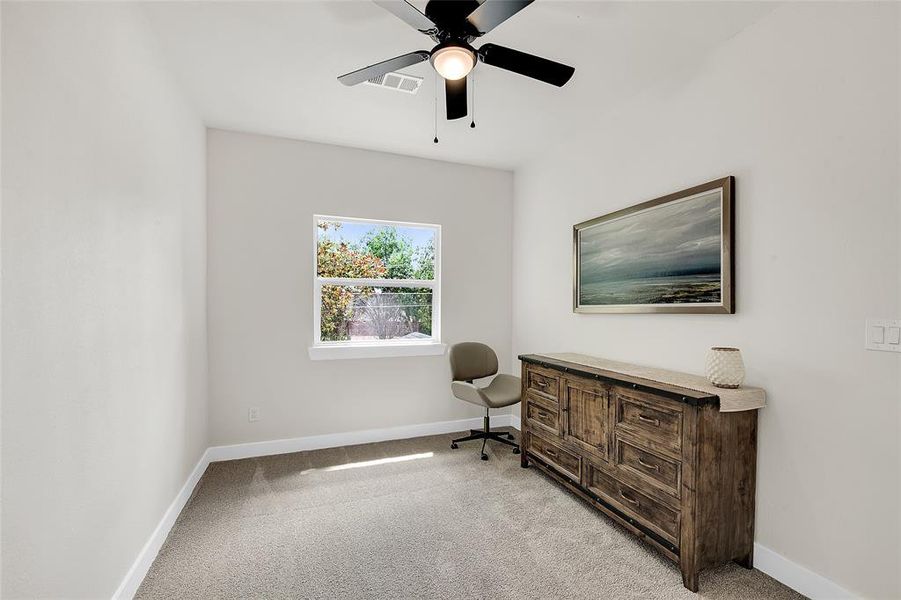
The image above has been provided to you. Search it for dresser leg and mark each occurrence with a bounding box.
[735,549,754,570]
[681,569,699,593]
[519,430,529,468]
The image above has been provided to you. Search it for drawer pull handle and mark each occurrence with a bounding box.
[544,448,557,457]
[637,414,660,427]
[619,491,640,507]
[637,457,660,471]
[534,378,547,388]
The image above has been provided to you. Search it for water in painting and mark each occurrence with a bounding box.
[579,190,723,306]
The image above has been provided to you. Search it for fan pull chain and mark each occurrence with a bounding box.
[433,73,439,144]
[470,71,476,129]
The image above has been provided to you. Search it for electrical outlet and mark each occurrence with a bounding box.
[248,407,261,422]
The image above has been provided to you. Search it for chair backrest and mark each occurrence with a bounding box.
[449,342,499,382]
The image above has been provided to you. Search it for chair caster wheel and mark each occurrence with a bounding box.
[513,447,521,454]
[480,454,489,461]
[450,442,458,449]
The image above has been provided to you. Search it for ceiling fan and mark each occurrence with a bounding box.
[337,0,575,120]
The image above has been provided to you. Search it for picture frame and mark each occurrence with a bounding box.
[573,176,734,314]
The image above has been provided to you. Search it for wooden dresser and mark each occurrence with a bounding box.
[519,353,761,592]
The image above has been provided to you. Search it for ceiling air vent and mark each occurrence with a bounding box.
[363,71,423,95]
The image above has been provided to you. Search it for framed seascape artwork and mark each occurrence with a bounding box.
[573,177,734,314]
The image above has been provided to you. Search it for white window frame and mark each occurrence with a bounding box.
[309,215,444,360]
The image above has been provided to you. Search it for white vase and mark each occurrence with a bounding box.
[705,347,745,389]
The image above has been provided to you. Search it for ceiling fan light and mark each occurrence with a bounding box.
[430,45,475,81]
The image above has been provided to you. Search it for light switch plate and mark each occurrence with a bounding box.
[866,319,901,352]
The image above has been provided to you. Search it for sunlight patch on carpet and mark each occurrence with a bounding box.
[301,452,434,475]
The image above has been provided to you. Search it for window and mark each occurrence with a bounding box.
[310,216,443,360]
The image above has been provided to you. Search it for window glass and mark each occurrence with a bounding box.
[320,286,433,342]
[317,220,435,280]
[314,217,439,346]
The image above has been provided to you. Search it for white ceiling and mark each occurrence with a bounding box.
[141,1,775,170]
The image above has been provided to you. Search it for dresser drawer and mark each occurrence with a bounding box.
[584,463,680,545]
[526,366,560,403]
[525,394,560,436]
[614,390,683,455]
[615,437,681,498]
[529,433,580,482]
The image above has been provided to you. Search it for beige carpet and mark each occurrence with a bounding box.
[136,431,804,599]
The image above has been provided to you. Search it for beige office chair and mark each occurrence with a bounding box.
[448,342,521,461]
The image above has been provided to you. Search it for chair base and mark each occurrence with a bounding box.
[450,410,520,461]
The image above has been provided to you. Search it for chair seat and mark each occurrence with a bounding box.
[451,374,521,409]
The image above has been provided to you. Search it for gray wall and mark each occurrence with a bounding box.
[511,4,900,598]
[1,4,208,597]
[206,129,513,445]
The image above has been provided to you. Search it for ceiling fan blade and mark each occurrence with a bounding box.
[337,51,430,86]
[445,77,467,120]
[465,0,534,35]
[478,43,574,87]
[373,1,437,34]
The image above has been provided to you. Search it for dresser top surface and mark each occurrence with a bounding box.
[519,353,766,412]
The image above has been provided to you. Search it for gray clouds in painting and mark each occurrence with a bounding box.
[579,191,722,285]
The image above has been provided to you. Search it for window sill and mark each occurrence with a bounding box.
[308,342,447,361]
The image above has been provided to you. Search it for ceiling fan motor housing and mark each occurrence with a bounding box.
[424,0,482,40]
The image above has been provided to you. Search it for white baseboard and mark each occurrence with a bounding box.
[112,448,212,600]
[113,414,850,600]
[207,415,514,462]
[753,543,857,599]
